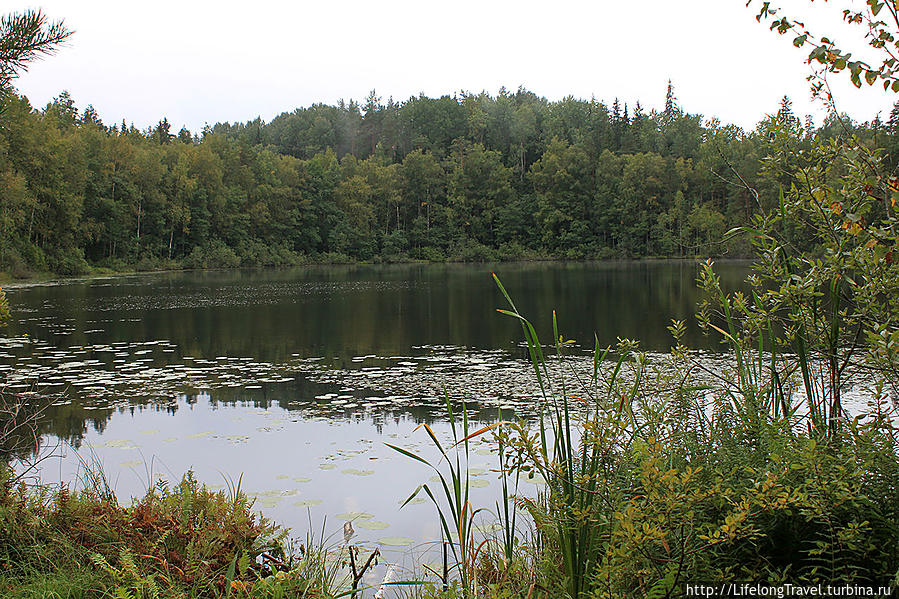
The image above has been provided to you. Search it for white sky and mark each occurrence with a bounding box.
[4,0,896,134]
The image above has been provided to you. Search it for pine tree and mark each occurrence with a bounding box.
[0,9,72,88]
[777,95,797,126]
[154,118,172,144]
[887,100,899,135]
[664,80,678,119]
[633,101,644,125]
[83,104,101,124]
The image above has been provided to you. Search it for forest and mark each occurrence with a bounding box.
[9,3,899,597]
[1,82,889,276]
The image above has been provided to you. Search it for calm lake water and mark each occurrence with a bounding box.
[2,260,748,586]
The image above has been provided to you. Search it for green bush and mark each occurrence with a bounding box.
[47,247,90,276]
[411,245,447,262]
[0,468,297,598]
[450,240,496,262]
[484,268,899,598]
[237,240,304,267]
[183,241,241,270]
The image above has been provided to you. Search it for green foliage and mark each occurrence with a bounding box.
[0,288,8,326]
[478,269,899,597]
[749,1,899,96]
[0,468,308,598]
[700,120,899,436]
[3,84,876,277]
[183,240,241,269]
[388,397,503,597]
[0,9,72,89]
[91,548,161,599]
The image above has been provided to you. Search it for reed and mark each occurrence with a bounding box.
[492,273,642,599]
[387,394,505,597]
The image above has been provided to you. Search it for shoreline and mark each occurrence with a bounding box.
[0,254,754,289]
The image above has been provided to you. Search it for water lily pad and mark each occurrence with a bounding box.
[475,448,494,456]
[474,523,503,534]
[162,437,178,443]
[186,431,213,439]
[356,520,389,530]
[257,489,288,497]
[292,477,312,483]
[255,497,283,508]
[294,499,322,507]
[469,479,489,488]
[120,460,143,468]
[104,439,133,448]
[318,464,336,470]
[468,468,487,476]
[401,497,427,506]
[377,536,415,547]
[275,474,290,480]
[139,429,160,435]
[341,468,375,476]
[336,512,374,521]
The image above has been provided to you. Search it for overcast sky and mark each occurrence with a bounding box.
[5,0,896,133]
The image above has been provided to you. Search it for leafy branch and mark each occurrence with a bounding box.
[748,0,899,95]
[0,9,72,88]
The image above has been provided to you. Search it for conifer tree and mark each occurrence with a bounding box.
[0,9,71,88]
[664,80,678,119]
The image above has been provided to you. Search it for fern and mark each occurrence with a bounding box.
[90,549,160,599]
[646,565,678,599]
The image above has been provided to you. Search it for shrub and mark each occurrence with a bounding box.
[0,468,292,598]
[47,247,90,276]
[450,240,496,262]
[183,241,241,270]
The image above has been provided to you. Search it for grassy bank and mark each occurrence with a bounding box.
[0,469,323,598]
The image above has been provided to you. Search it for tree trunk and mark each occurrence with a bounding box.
[136,200,142,244]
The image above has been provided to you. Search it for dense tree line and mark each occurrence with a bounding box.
[0,85,885,275]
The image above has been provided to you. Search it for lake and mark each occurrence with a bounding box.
[1,260,748,586]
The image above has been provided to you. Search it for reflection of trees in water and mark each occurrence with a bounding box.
[30,381,510,454]
[8,262,751,368]
[10,262,751,454]
[27,398,115,457]
[1,392,50,461]
[36,400,184,452]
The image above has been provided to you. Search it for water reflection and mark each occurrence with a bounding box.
[6,261,748,362]
[3,260,750,574]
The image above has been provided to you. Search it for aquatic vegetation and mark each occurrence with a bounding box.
[335,512,374,522]
[340,468,375,476]
[388,396,508,598]
[390,273,899,598]
[356,520,389,531]
[376,536,414,547]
